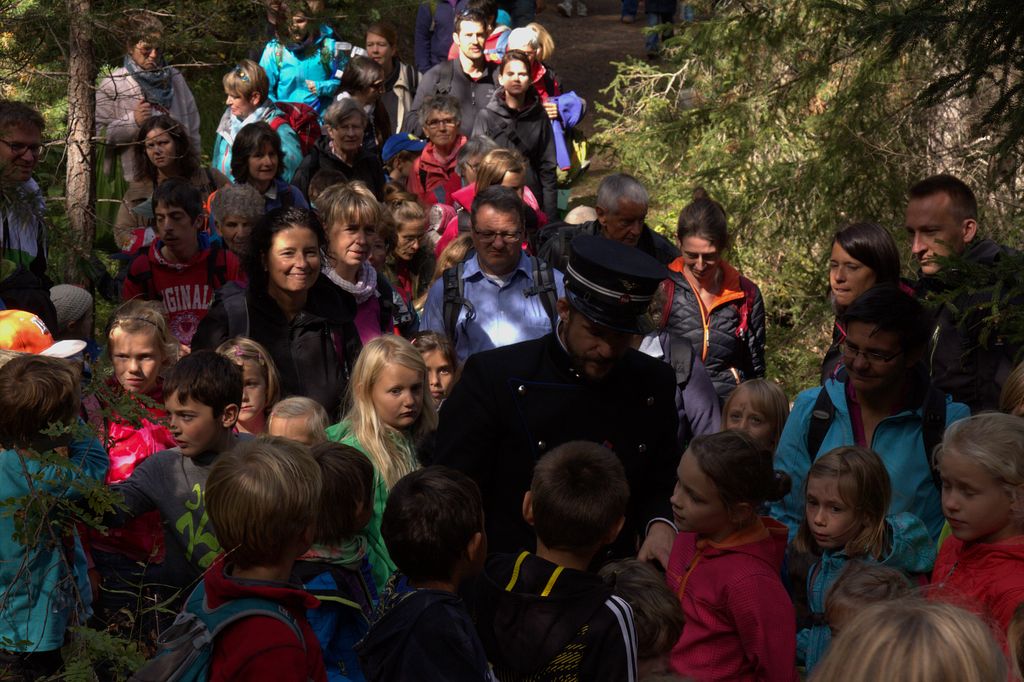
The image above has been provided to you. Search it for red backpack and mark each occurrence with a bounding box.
[270,102,321,156]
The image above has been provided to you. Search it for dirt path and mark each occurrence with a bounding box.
[532,0,648,202]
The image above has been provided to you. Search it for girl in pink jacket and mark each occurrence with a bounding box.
[666,430,798,682]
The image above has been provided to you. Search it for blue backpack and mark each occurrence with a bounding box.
[128,582,308,682]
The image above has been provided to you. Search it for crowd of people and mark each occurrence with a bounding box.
[1,0,1024,681]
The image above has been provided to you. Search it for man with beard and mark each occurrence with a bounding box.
[434,234,681,565]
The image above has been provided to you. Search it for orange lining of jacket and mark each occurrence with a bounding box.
[674,518,770,600]
[668,258,746,361]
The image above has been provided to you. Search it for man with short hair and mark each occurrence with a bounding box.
[0,100,58,330]
[435,234,680,565]
[422,185,564,362]
[770,285,969,542]
[905,173,1020,412]
[539,173,679,271]
[403,9,498,137]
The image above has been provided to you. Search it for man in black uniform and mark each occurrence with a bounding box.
[435,235,681,564]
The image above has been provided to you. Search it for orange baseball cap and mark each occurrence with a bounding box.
[0,309,86,358]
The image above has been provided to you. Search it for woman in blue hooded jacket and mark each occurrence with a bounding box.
[259,4,340,116]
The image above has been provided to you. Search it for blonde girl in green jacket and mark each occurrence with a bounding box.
[326,335,438,591]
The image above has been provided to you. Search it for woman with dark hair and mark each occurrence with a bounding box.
[115,115,229,250]
[821,222,904,382]
[663,189,766,403]
[229,121,309,214]
[291,98,386,200]
[192,207,358,417]
[337,56,392,156]
[365,22,419,135]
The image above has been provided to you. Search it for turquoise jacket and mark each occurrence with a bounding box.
[259,28,340,116]
[769,368,969,541]
[0,428,108,652]
[797,512,936,672]
[325,420,411,593]
[211,102,303,184]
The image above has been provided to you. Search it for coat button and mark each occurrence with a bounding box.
[537,440,547,451]
[646,396,655,406]
[638,444,647,453]
[518,385,527,395]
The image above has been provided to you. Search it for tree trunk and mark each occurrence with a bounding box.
[64,0,95,284]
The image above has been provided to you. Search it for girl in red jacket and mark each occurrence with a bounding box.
[929,412,1024,647]
[666,430,798,682]
[84,299,177,632]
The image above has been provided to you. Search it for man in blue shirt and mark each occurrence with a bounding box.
[422,185,564,363]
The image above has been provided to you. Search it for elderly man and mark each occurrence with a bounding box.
[0,100,58,329]
[905,174,1020,412]
[539,173,679,271]
[435,234,680,564]
[422,185,563,362]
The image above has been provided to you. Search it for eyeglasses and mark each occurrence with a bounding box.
[472,227,521,244]
[839,341,903,364]
[425,117,458,129]
[0,138,46,160]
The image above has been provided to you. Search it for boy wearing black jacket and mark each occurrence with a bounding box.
[475,441,638,681]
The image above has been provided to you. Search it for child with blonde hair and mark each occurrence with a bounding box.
[810,600,1006,682]
[666,430,796,681]
[929,412,1024,644]
[84,299,178,633]
[217,337,281,435]
[267,396,330,445]
[721,378,789,451]
[793,446,935,672]
[326,335,437,590]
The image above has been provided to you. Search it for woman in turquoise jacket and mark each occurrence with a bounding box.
[259,10,340,117]
[212,59,303,183]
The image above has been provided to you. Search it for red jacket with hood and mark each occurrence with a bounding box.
[407,136,467,207]
[206,556,327,682]
[929,534,1024,645]
[665,517,797,682]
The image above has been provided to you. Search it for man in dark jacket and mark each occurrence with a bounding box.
[434,235,681,566]
[404,10,498,137]
[538,173,679,271]
[414,0,459,74]
[906,174,1021,412]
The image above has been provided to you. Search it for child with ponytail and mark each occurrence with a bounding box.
[666,430,797,681]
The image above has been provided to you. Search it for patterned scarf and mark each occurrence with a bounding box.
[123,54,174,108]
[325,260,379,304]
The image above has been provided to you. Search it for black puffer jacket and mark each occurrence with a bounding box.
[537,219,680,272]
[192,277,359,420]
[290,136,385,201]
[664,261,766,403]
[915,238,1021,412]
[471,87,558,217]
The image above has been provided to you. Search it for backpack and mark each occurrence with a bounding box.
[431,59,457,97]
[418,166,449,204]
[441,256,558,342]
[270,103,322,156]
[805,380,947,490]
[128,582,308,682]
[123,241,231,302]
[219,281,250,338]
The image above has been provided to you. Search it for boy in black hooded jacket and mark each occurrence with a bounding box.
[475,441,639,681]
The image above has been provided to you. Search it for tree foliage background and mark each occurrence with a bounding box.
[598,0,1024,395]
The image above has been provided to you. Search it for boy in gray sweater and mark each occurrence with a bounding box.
[106,350,242,594]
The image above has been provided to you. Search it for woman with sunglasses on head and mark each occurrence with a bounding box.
[212,59,303,184]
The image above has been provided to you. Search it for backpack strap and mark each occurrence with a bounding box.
[806,386,836,462]
[921,384,947,490]
[735,275,758,338]
[205,241,230,291]
[185,583,306,652]
[220,281,250,339]
[659,277,675,330]
[275,42,284,68]
[442,262,468,343]
[124,246,157,301]
[456,207,472,233]
[523,257,559,330]
[434,60,455,96]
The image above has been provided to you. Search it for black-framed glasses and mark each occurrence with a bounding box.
[472,227,521,244]
[839,341,903,364]
[0,138,46,160]
[424,117,458,129]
